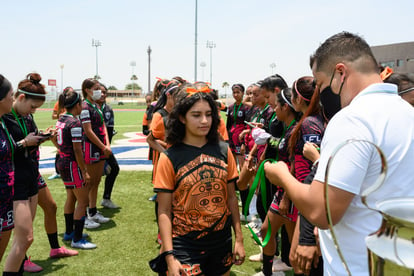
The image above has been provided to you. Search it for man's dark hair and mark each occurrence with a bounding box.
[310,31,378,74]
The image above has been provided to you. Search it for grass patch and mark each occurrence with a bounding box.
[0,171,273,275]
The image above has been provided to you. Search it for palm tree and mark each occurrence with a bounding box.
[222,82,230,99]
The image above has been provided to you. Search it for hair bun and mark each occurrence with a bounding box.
[27,73,42,84]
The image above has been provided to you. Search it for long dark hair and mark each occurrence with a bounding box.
[277,88,301,122]
[288,77,321,157]
[59,88,81,111]
[153,79,181,113]
[81,78,99,99]
[166,85,219,146]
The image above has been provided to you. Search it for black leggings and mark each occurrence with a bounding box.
[103,153,120,200]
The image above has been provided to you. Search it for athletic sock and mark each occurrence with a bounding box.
[47,232,60,249]
[73,219,85,242]
[262,254,274,276]
[89,207,97,217]
[64,213,74,234]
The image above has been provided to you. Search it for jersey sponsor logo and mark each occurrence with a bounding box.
[71,127,83,138]
[303,134,321,144]
[80,110,90,120]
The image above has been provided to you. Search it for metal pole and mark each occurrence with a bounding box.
[194,0,198,82]
[206,40,216,86]
[147,46,152,94]
[92,39,102,79]
[60,64,64,93]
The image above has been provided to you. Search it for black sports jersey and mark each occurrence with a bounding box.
[56,114,83,161]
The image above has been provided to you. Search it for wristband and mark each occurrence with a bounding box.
[162,250,174,259]
[16,141,24,150]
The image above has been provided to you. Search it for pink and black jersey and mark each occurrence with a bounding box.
[292,114,324,182]
[56,114,83,161]
[0,123,14,195]
[80,100,105,143]
[226,103,249,154]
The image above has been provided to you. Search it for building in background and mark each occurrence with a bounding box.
[371,41,414,73]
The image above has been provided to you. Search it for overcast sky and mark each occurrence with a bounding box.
[1,0,412,96]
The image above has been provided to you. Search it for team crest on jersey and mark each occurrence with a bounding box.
[238,111,243,117]
[303,134,321,144]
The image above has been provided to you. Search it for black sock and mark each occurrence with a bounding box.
[262,254,274,276]
[239,189,249,215]
[73,219,85,242]
[18,256,27,275]
[294,274,305,276]
[47,232,60,249]
[64,213,74,234]
[89,207,97,217]
[3,272,22,276]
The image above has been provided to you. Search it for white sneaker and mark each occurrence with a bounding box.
[272,259,292,272]
[249,253,262,262]
[252,271,285,276]
[240,214,255,222]
[48,173,61,180]
[71,239,97,249]
[84,218,100,229]
[101,199,119,209]
[88,212,110,223]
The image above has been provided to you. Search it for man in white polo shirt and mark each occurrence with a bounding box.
[264,32,414,275]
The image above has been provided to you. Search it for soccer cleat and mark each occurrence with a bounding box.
[249,253,263,262]
[88,212,110,223]
[24,256,43,273]
[84,217,101,229]
[48,173,61,180]
[101,199,119,209]
[50,246,79,258]
[272,259,293,272]
[63,231,89,241]
[148,194,157,201]
[71,239,97,249]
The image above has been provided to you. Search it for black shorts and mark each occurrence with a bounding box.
[172,219,233,275]
[13,167,38,201]
[173,237,233,275]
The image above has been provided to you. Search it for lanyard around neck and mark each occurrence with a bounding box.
[233,103,242,127]
[11,108,28,137]
[275,119,296,161]
[85,99,103,124]
[1,118,14,162]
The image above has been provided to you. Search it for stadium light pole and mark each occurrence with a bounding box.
[270,62,276,74]
[206,40,216,86]
[147,46,152,95]
[194,0,198,82]
[92,39,102,79]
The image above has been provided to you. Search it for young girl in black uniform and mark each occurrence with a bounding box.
[80,78,111,228]
[2,73,51,275]
[56,90,96,249]
[0,75,15,263]
[154,84,245,275]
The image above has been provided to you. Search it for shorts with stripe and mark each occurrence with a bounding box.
[57,160,84,189]
[84,141,104,164]
[269,187,298,222]
[37,175,47,190]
